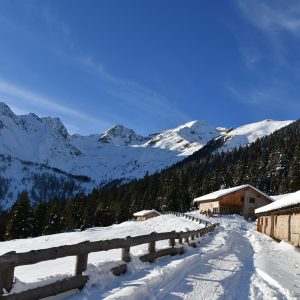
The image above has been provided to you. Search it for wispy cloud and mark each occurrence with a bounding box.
[227,83,300,113]
[236,0,300,37]
[234,0,300,68]
[0,79,111,132]
[227,0,300,112]
[0,2,189,133]
[76,56,189,123]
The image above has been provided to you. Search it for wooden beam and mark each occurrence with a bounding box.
[0,252,15,295]
[75,254,88,276]
[0,276,88,300]
[139,247,184,262]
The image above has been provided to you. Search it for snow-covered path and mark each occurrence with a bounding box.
[77,215,298,300]
[152,221,291,300]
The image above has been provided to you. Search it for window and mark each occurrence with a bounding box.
[249,197,255,204]
[241,197,244,203]
[213,207,219,214]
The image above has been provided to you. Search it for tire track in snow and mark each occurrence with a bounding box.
[145,225,290,300]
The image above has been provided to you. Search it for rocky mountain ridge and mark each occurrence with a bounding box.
[0,102,293,208]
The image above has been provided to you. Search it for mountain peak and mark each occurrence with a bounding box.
[41,117,69,139]
[0,102,15,118]
[99,124,147,146]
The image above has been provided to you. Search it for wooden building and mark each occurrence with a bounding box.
[255,191,300,247]
[133,209,161,221]
[193,184,273,219]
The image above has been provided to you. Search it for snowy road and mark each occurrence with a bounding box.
[81,215,299,300]
[151,221,294,300]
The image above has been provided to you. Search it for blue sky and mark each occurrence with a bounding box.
[0,0,299,135]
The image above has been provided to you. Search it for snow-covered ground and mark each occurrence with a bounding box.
[0,213,299,299]
[0,215,203,295]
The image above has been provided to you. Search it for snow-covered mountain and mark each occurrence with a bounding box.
[0,154,92,210]
[0,102,294,207]
[219,119,293,152]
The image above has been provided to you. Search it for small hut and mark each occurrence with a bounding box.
[193,184,272,219]
[255,190,300,247]
[133,209,161,221]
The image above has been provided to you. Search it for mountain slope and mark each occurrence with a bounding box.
[0,154,92,210]
[219,119,293,152]
[71,119,300,230]
[0,102,294,206]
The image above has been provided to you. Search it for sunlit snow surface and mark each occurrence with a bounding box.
[0,214,299,299]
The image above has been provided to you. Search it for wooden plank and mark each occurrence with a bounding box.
[139,247,184,262]
[178,231,197,238]
[1,239,129,267]
[0,276,88,300]
[129,231,177,246]
[0,231,177,267]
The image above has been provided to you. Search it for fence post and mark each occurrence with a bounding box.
[75,253,88,276]
[0,251,16,294]
[0,264,15,294]
[148,240,156,263]
[169,237,175,247]
[122,247,131,263]
[178,232,183,244]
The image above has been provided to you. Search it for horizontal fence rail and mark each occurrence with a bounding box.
[167,211,214,226]
[0,215,218,300]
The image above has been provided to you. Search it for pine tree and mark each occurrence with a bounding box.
[32,200,48,236]
[5,192,34,239]
[0,211,8,241]
[43,201,64,235]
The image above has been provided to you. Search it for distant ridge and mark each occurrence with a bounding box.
[0,101,294,207]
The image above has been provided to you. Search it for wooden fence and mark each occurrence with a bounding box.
[167,211,213,226]
[0,216,218,300]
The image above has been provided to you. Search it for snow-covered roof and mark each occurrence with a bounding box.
[193,184,273,203]
[255,190,300,214]
[133,209,161,217]
[271,193,293,201]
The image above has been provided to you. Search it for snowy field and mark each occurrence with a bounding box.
[0,214,299,299]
